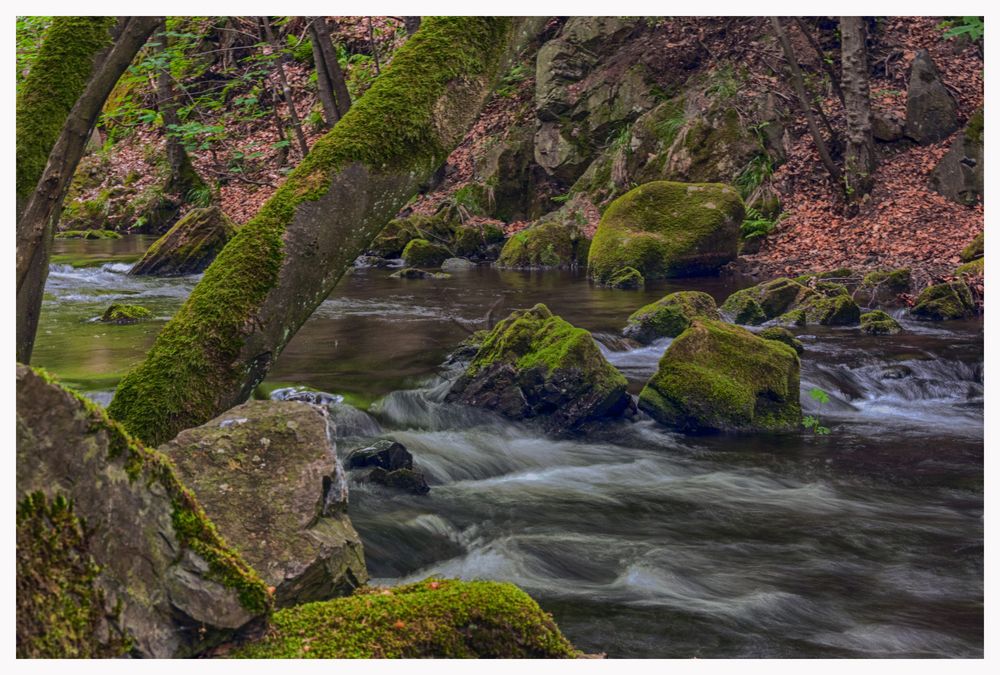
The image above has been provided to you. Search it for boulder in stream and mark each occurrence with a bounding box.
[158,400,368,608]
[910,281,977,321]
[129,206,237,276]
[16,365,270,658]
[623,290,720,344]
[446,303,632,432]
[638,319,801,433]
[860,310,902,336]
[100,303,152,324]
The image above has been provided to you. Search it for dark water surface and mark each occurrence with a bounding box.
[35,236,983,658]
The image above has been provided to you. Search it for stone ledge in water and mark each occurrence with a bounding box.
[638,319,801,433]
[623,290,720,344]
[16,365,269,658]
[158,400,368,608]
[129,205,237,276]
[445,303,632,432]
[229,578,581,658]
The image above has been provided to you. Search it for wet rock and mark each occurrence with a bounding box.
[365,467,431,495]
[638,319,801,433]
[16,365,269,657]
[129,206,237,276]
[446,303,632,432]
[100,303,152,325]
[606,266,644,289]
[881,364,914,380]
[498,213,590,269]
[930,108,983,205]
[159,400,368,608]
[390,267,451,280]
[588,181,743,283]
[402,239,451,268]
[905,50,959,144]
[623,290,720,344]
[441,257,475,272]
[860,310,903,336]
[354,255,396,268]
[910,281,977,321]
[347,439,413,472]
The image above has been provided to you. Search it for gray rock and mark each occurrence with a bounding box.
[905,50,959,144]
[158,400,368,608]
[930,109,983,205]
[129,206,237,276]
[16,365,268,658]
[347,439,414,472]
[441,257,475,271]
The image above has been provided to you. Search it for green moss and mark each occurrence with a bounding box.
[588,180,744,282]
[108,18,516,447]
[860,310,902,335]
[955,257,984,276]
[54,229,121,240]
[960,232,984,262]
[498,218,589,269]
[757,326,804,354]
[606,266,644,289]
[454,223,505,258]
[33,367,271,616]
[16,17,116,210]
[638,319,800,432]
[861,268,911,294]
[623,290,719,343]
[911,281,976,320]
[964,108,984,145]
[100,303,152,325]
[16,492,132,658]
[131,206,238,276]
[402,238,450,267]
[720,277,813,325]
[231,579,580,658]
[796,293,861,326]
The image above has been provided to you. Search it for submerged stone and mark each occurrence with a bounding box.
[623,290,720,344]
[159,400,368,608]
[129,206,237,276]
[638,319,801,433]
[606,266,645,289]
[446,303,631,432]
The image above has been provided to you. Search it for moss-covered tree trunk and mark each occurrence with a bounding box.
[16,17,162,364]
[841,16,876,203]
[108,17,546,446]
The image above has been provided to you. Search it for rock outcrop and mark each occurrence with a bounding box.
[638,320,801,433]
[129,206,237,276]
[446,304,631,432]
[16,366,269,658]
[905,50,959,144]
[158,400,368,608]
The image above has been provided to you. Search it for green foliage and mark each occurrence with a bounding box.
[802,387,831,435]
[705,64,740,100]
[740,207,778,242]
[653,101,687,147]
[495,62,530,97]
[940,16,984,42]
[735,153,774,199]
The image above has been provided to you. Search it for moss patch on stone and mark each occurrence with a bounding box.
[623,290,720,344]
[911,281,977,320]
[54,229,121,240]
[796,293,862,326]
[757,326,804,354]
[638,319,801,432]
[720,277,814,325]
[402,238,450,267]
[606,266,644,289]
[960,232,984,262]
[230,579,580,658]
[129,206,238,276]
[860,310,902,335]
[100,303,152,325]
[498,218,589,269]
[955,257,984,276]
[588,180,744,282]
[861,268,911,294]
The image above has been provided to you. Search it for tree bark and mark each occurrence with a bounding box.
[108,17,546,446]
[309,21,338,129]
[310,17,352,122]
[260,16,309,157]
[16,17,161,364]
[770,16,841,185]
[840,16,876,203]
[367,18,381,75]
[403,17,422,35]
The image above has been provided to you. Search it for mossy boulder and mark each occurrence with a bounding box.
[158,400,368,608]
[445,304,631,432]
[794,293,862,326]
[588,181,744,283]
[453,223,505,261]
[960,232,984,262]
[757,326,804,354]
[231,578,580,658]
[129,206,237,276]
[860,310,902,336]
[955,257,984,276]
[402,239,451,268]
[368,213,457,259]
[498,218,590,269]
[389,267,451,280]
[606,266,644,289]
[720,277,815,325]
[858,268,911,306]
[16,366,270,658]
[638,320,801,433]
[100,303,152,325]
[54,229,121,240]
[910,281,977,320]
[623,290,720,344]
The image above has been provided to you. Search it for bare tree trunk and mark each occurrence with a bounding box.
[311,17,352,121]
[153,22,207,196]
[770,16,841,185]
[108,18,546,446]
[840,16,876,203]
[260,16,309,157]
[792,17,845,106]
[17,17,162,363]
[310,21,338,129]
[367,17,382,75]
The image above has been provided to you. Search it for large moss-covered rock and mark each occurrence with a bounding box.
[159,400,367,608]
[960,231,984,262]
[720,277,815,325]
[16,366,270,658]
[446,304,631,432]
[402,238,451,268]
[129,206,237,276]
[588,181,743,283]
[231,579,580,658]
[905,50,959,144]
[368,213,458,259]
[453,223,505,261]
[910,281,977,320]
[793,293,862,326]
[623,290,720,344]
[930,109,983,205]
[757,326,804,354]
[638,320,801,433]
[498,217,590,269]
[860,310,902,335]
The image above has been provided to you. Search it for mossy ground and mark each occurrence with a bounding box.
[231,579,580,659]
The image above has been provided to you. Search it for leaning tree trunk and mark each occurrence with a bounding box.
[108,17,545,446]
[840,16,876,203]
[16,17,162,364]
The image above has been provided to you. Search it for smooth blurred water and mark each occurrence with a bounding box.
[34,236,983,658]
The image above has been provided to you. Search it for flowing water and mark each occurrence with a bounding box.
[35,236,984,658]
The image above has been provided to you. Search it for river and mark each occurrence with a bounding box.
[34,236,984,658]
